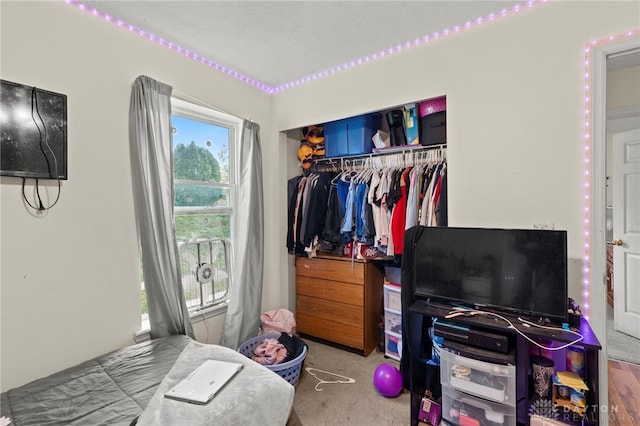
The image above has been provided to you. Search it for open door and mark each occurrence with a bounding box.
[611,128,640,339]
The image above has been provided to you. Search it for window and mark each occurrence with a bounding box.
[141,99,240,327]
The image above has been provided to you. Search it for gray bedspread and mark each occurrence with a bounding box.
[136,340,295,426]
[1,335,295,426]
[0,335,192,426]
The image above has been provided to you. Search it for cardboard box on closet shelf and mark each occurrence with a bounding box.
[403,103,420,145]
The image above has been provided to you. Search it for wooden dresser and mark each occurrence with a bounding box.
[295,255,384,356]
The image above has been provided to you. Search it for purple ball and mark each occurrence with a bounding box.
[373,363,403,398]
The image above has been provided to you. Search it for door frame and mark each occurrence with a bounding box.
[612,128,640,339]
[590,36,640,424]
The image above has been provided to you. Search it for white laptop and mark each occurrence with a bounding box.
[164,359,244,404]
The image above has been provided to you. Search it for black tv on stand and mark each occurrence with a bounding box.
[409,226,568,323]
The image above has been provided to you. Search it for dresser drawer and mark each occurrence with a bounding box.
[296,312,364,349]
[296,256,364,284]
[296,275,364,305]
[296,294,363,328]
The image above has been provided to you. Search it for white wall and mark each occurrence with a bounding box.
[0,1,272,391]
[272,1,640,326]
[1,0,638,395]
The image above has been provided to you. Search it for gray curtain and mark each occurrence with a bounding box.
[220,120,264,349]
[129,75,194,339]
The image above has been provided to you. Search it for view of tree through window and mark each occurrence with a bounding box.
[172,114,232,243]
[141,102,236,327]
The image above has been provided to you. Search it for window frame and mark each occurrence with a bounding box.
[140,99,241,334]
[171,98,241,314]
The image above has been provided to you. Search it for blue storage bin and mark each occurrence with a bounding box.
[324,113,381,157]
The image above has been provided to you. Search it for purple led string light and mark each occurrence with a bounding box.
[65,0,272,93]
[64,0,545,94]
[271,0,544,93]
[582,28,640,319]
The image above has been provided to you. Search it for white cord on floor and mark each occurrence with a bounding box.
[305,367,356,391]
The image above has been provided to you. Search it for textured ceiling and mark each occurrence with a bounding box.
[81,1,526,89]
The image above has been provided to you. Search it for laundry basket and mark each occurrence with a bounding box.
[238,333,307,386]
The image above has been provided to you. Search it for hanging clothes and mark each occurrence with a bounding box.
[368,170,387,251]
[322,183,343,248]
[435,166,448,226]
[287,146,447,259]
[286,175,303,253]
[286,172,333,256]
[405,165,422,230]
[338,177,355,243]
[389,167,412,256]
[303,173,332,257]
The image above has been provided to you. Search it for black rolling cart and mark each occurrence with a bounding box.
[406,299,602,426]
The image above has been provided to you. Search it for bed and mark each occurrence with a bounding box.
[0,335,295,425]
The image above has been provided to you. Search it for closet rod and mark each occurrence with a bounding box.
[310,144,446,169]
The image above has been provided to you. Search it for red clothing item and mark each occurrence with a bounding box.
[390,167,412,255]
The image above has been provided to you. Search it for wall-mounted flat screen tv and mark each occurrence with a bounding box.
[1,79,68,180]
[412,227,568,322]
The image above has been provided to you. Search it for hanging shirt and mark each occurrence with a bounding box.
[405,165,421,229]
[361,183,376,246]
[426,164,445,227]
[298,173,318,247]
[286,175,302,253]
[292,176,308,253]
[339,178,356,243]
[303,173,332,257]
[368,170,385,249]
[436,167,448,226]
[355,182,367,241]
[322,183,343,245]
[419,169,436,226]
[390,167,412,255]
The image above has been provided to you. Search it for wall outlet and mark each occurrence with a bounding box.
[533,223,555,230]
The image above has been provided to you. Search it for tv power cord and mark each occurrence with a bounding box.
[444,308,584,351]
[22,86,62,212]
[517,315,584,351]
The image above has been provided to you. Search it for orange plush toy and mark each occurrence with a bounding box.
[298,124,325,170]
[298,143,314,170]
[302,125,325,158]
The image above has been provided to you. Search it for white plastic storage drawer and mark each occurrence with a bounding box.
[384,331,402,361]
[440,348,516,406]
[384,308,402,334]
[441,383,516,426]
[383,284,401,311]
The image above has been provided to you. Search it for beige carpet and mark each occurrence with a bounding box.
[291,338,411,426]
[606,304,640,365]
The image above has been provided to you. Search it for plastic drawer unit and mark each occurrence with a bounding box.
[440,348,516,406]
[441,383,516,426]
[384,308,402,334]
[383,284,401,311]
[385,331,402,361]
